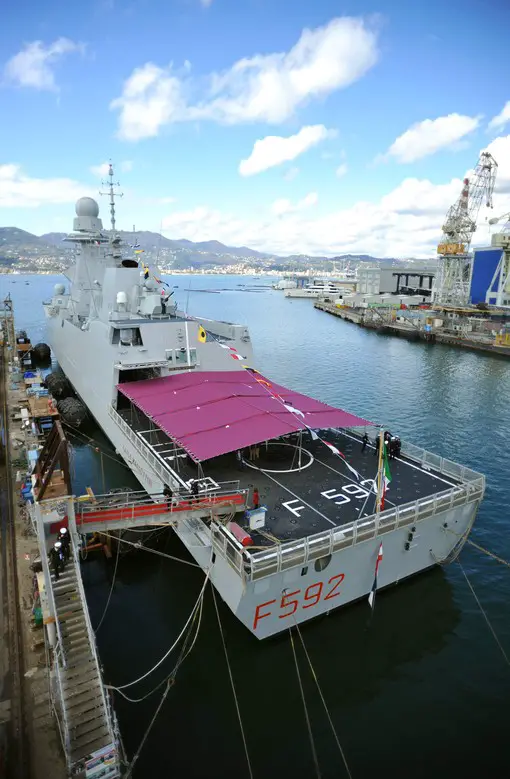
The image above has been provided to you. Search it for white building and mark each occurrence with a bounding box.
[358,267,435,296]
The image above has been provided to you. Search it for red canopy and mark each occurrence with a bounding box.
[117,370,372,461]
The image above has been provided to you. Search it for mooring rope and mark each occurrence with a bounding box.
[293,620,353,779]
[95,534,121,632]
[212,585,254,779]
[289,627,322,779]
[106,567,211,691]
[457,560,510,667]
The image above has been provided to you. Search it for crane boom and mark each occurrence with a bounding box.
[434,151,498,306]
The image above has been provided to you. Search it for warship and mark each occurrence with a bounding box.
[43,169,485,639]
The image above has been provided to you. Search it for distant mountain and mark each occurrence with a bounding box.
[40,232,67,246]
[172,238,272,259]
[0,227,46,246]
[0,223,433,271]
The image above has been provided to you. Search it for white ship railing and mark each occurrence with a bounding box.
[211,435,486,581]
[109,404,192,489]
[76,486,242,512]
[245,479,484,580]
[342,426,483,483]
[74,487,247,534]
[109,405,486,580]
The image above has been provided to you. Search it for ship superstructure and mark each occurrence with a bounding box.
[43,191,485,639]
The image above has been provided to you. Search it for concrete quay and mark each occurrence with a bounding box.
[314,300,510,358]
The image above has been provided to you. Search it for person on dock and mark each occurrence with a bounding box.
[253,486,260,509]
[58,527,70,562]
[191,479,200,503]
[362,432,369,452]
[50,541,65,581]
[235,449,244,471]
[163,484,173,510]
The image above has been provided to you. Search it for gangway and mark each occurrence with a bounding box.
[34,498,123,778]
[32,483,248,776]
[71,485,247,533]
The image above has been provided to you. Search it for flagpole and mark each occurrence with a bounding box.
[376,428,384,513]
[185,320,191,367]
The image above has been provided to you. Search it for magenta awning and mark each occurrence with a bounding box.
[117,370,372,461]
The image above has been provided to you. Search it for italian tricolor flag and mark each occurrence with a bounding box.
[380,445,392,510]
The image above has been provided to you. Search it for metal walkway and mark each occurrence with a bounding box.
[50,542,121,776]
[34,499,123,778]
[33,484,248,776]
[72,486,247,533]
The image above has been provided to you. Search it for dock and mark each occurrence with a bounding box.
[314,300,510,358]
[0,293,251,778]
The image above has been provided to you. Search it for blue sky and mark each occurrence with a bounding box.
[1,0,510,256]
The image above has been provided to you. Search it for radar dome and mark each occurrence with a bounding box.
[54,283,65,295]
[75,197,99,218]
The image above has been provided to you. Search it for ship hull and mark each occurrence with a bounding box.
[45,313,481,639]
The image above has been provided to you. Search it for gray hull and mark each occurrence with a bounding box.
[45,313,481,639]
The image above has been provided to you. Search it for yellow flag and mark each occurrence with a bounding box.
[198,325,207,343]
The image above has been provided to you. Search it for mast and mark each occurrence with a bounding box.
[99,163,123,235]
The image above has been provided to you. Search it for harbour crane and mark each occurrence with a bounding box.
[433,151,498,306]
[484,210,510,307]
[488,210,510,242]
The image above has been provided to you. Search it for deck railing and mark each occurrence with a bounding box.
[211,432,486,581]
[108,409,486,581]
[74,486,247,530]
[109,404,189,487]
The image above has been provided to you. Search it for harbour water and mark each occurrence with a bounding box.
[3,273,510,778]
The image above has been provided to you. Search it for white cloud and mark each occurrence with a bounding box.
[488,101,510,133]
[271,192,318,216]
[0,164,89,207]
[485,134,510,194]
[336,163,348,178]
[111,62,186,140]
[121,160,133,172]
[200,0,213,6]
[239,125,333,176]
[382,113,481,163]
[3,38,84,91]
[160,135,510,258]
[111,16,379,140]
[283,167,299,182]
[90,162,110,177]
